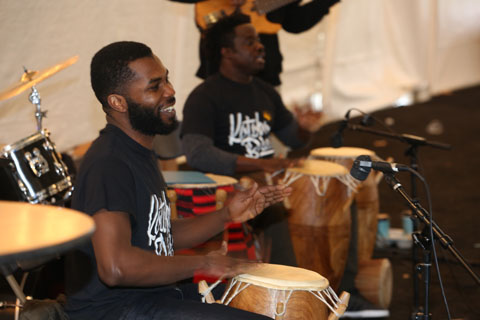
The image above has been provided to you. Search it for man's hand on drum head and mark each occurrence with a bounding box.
[226,182,292,223]
[199,254,259,280]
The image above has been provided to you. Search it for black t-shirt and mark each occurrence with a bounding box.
[65,124,174,319]
[181,73,294,158]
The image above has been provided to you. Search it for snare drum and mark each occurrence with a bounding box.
[220,263,349,319]
[282,160,357,290]
[310,147,380,261]
[1,130,73,204]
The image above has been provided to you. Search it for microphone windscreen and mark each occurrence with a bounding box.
[350,155,372,181]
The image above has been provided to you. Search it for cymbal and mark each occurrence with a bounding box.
[0,55,79,101]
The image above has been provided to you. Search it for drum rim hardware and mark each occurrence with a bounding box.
[1,130,73,204]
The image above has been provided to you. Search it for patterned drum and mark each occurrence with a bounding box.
[168,173,259,273]
[1,130,73,204]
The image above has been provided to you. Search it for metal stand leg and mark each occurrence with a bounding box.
[4,274,26,304]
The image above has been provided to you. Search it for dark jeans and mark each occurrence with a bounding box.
[338,201,359,294]
[67,283,270,320]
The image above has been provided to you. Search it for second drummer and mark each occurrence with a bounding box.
[181,13,320,266]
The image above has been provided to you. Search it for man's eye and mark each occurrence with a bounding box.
[149,85,160,91]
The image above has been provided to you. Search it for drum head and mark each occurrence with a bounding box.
[287,159,348,177]
[236,263,329,291]
[310,147,375,159]
[169,173,237,189]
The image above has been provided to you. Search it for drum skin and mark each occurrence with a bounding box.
[310,147,380,262]
[225,281,328,319]
[287,171,353,291]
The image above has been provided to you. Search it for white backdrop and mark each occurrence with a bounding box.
[0,0,479,152]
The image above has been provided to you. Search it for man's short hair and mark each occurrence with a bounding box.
[91,41,153,109]
[204,13,251,77]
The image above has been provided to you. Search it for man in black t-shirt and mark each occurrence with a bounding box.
[181,14,322,267]
[182,14,390,319]
[65,41,292,320]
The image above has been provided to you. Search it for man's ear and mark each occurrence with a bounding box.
[221,47,234,59]
[107,94,128,112]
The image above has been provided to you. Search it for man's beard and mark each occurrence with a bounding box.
[126,98,179,136]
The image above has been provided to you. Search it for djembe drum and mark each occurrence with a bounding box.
[309,147,380,262]
[310,148,393,308]
[213,263,349,320]
[282,160,357,290]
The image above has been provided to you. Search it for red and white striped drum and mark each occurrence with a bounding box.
[282,160,357,290]
[310,147,380,262]
[168,173,258,269]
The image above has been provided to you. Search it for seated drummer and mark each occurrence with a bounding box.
[64,41,291,320]
[180,13,321,266]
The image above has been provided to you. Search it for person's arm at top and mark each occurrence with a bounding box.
[182,133,299,175]
[266,0,340,34]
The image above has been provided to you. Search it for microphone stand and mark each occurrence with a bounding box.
[346,123,453,312]
[383,173,480,319]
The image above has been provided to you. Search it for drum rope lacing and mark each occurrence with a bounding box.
[206,278,343,317]
[282,171,358,197]
[221,278,250,305]
[309,286,342,316]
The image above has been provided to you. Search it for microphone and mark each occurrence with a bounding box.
[350,155,410,181]
[330,109,353,148]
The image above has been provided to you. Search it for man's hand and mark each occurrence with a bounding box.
[198,254,259,280]
[293,105,325,133]
[226,183,292,223]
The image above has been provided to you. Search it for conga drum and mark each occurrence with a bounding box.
[282,160,357,290]
[310,147,380,262]
[220,263,349,320]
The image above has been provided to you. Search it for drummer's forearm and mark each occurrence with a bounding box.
[182,133,237,175]
[171,207,230,250]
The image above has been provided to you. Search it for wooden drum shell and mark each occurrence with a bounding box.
[285,161,354,291]
[310,147,380,262]
[225,282,329,320]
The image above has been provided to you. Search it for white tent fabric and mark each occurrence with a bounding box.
[0,0,479,152]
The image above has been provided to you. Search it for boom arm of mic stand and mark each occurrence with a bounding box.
[383,173,480,285]
[347,124,452,150]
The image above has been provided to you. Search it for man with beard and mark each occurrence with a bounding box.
[64,41,291,320]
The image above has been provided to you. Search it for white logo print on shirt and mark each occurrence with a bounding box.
[228,112,274,158]
[147,192,174,256]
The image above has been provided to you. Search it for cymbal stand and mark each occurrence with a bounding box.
[28,86,46,132]
[22,66,46,131]
[382,173,480,320]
